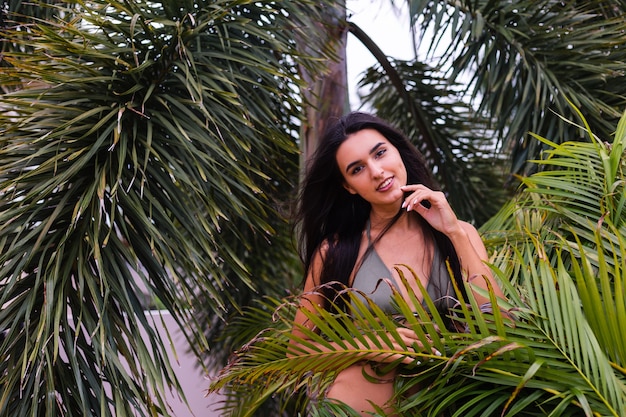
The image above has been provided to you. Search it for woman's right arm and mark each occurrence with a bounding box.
[289,245,326,345]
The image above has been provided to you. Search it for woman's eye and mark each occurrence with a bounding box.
[375,148,386,158]
[351,166,363,175]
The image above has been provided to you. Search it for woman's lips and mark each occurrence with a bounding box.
[377,177,394,191]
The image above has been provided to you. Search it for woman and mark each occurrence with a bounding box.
[290,112,505,415]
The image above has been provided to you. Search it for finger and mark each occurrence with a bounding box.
[397,332,441,356]
[402,355,418,365]
[396,327,421,341]
[403,195,431,211]
[400,184,430,192]
[402,188,436,210]
[396,327,417,336]
[415,198,432,210]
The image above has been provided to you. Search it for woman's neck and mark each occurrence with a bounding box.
[369,207,425,234]
[369,208,407,232]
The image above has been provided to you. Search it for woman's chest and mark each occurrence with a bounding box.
[370,229,432,278]
[354,231,434,306]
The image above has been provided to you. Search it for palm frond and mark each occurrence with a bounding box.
[210,250,625,416]
[483,107,625,244]
[404,0,626,178]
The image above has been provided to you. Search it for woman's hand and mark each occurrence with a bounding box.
[400,184,462,237]
[400,184,508,306]
[358,327,438,365]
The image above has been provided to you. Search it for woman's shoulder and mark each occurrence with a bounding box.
[310,238,333,265]
[458,220,482,239]
[317,239,330,255]
[317,233,346,252]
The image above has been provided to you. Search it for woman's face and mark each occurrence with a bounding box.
[336,128,407,207]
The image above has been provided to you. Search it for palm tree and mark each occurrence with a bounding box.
[350,0,626,223]
[4,0,626,415]
[207,108,626,416]
[0,1,337,415]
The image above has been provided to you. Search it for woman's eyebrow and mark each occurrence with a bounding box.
[344,142,385,173]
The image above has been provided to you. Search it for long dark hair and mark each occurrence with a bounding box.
[295,112,463,310]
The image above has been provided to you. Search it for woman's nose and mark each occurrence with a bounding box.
[371,164,384,178]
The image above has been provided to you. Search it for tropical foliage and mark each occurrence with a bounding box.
[350,0,626,223]
[3,0,626,416]
[0,1,335,415]
[396,0,626,178]
[207,110,626,416]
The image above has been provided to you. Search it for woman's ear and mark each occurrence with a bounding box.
[343,182,358,195]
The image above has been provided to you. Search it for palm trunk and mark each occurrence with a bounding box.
[297,1,350,172]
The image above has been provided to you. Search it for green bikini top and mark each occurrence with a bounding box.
[351,221,456,314]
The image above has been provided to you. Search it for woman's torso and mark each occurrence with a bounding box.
[350,219,455,313]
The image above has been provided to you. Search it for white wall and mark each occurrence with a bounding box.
[142,311,225,417]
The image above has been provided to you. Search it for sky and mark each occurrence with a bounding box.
[345,0,414,108]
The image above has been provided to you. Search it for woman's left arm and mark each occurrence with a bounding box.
[401,185,505,305]
[445,221,505,305]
